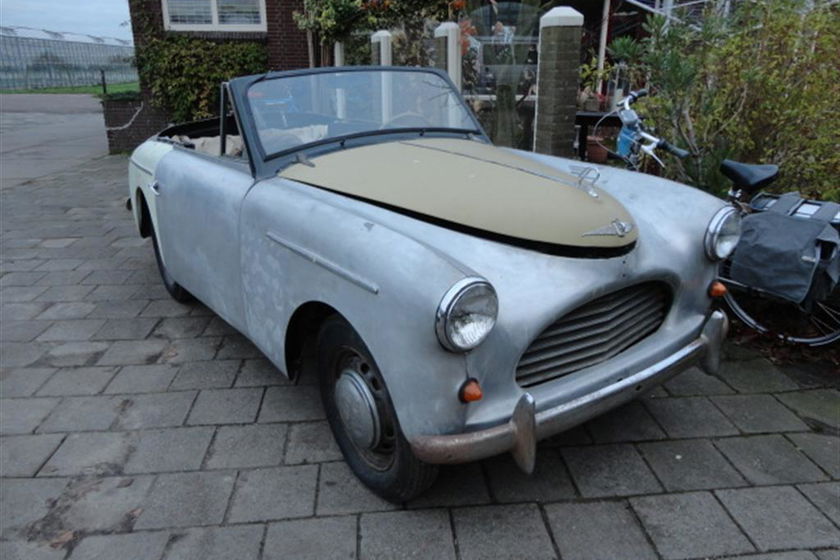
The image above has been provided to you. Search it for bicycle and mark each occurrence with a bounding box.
[593,89,840,347]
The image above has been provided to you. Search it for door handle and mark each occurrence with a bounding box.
[149,181,161,196]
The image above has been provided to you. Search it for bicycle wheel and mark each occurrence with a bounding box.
[720,262,840,347]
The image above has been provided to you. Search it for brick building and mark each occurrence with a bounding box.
[106,0,309,152]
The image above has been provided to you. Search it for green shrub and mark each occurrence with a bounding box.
[634,0,839,200]
[137,36,267,122]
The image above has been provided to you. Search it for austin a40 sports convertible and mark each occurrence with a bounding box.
[129,67,739,501]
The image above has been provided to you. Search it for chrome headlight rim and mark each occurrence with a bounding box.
[436,277,498,353]
[704,206,742,261]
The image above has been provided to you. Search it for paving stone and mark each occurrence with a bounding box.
[38,396,121,433]
[711,395,811,433]
[0,367,56,397]
[140,299,193,318]
[0,540,68,560]
[562,444,662,498]
[115,391,196,430]
[721,553,820,560]
[0,433,64,476]
[0,477,69,539]
[229,465,318,522]
[206,423,287,469]
[453,504,556,560]
[817,551,840,560]
[638,439,747,491]
[36,319,105,342]
[631,491,754,559]
[788,433,840,478]
[0,397,59,434]
[187,388,262,425]
[104,364,178,394]
[36,302,96,320]
[44,341,109,367]
[798,482,840,526]
[317,461,398,515]
[776,390,840,434]
[36,367,117,396]
[665,366,735,396]
[264,516,357,560]
[360,509,456,560]
[407,463,491,509]
[35,285,95,303]
[134,470,236,529]
[484,448,576,503]
[545,501,657,560]
[585,400,667,443]
[160,337,221,364]
[1,320,51,342]
[68,532,169,560]
[714,435,828,484]
[60,475,156,533]
[1,285,48,302]
[216,335,263,359]
[0,271,46,286]
[152,317,210,339]
[80,269,133,285]
[86,300,148,319]
[35,270,90,285]
[235,358,289,387]
[284,421,342,465]
[164,525,264,560]
[1,302,49,320]
[717,486,840,551]
[97,339,167,366]
[1,341,49,367]
[203,316,238,336]
[644,396,739,438]
[125,427,214,473]
[719,358,799,393]
[39,432,133,477]
[258,385,324,422]
[84,284,141,302]
[90,317,159,340]
[170,360,239,390]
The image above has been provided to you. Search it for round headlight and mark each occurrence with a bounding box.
[436,278,498,352]
[704,207,742,261]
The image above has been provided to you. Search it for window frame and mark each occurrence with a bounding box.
[161,0,267,32]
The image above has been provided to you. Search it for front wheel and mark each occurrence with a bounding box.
[317,315,438,502]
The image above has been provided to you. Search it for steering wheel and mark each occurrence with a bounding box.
[382,112,430,129]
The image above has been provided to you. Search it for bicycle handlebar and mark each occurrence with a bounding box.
[628,89,649,104]
[659,139,690,159]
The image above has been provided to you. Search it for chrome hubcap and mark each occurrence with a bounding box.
[334,369,381,450]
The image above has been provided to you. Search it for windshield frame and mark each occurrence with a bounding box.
[228,66,489,179]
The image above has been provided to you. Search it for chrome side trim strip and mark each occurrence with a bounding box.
[265,231,379,295]
[129,158,153,175]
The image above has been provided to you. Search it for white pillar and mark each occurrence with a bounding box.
[333,42,345,66]
[371,30,393,66]
[595,0,610,94]
[434,22,462,92]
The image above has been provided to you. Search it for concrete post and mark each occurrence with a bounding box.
[533,7,584,157]
[334,42,345,66]
[371,30,392,65]
[434,22,462,91]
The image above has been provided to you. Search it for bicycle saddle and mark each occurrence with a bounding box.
[720,159,779,192]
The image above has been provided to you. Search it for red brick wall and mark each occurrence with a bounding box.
[103,99,171,154]
[266,0,310,70]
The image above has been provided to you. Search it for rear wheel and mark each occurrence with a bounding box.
[317,315,438,502]
[150,223,193,303]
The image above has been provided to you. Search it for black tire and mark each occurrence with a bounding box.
[150,224,193,303]
[317,315,438,502]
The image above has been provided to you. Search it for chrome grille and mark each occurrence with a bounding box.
[515,282,671,387]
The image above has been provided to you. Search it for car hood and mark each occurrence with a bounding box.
[279,137,637,250]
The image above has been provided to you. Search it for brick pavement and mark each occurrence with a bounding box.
[1,155,838,559]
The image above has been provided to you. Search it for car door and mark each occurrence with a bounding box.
[154,148,253,332]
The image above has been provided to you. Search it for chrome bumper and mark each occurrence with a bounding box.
[410,310,728,472]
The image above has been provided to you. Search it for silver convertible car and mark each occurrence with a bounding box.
[128,66,738,501]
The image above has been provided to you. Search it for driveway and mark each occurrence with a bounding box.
[0,94,107,190]
[0,152,838,559]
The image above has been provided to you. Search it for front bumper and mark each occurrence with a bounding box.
[410,310,728,472]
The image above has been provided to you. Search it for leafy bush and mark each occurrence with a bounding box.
[630,0,839,200]
[137,36,266,122]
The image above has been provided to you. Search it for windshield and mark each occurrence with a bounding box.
[247,69,479,158]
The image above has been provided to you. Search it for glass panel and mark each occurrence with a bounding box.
[167,0,213,24]
[218,0,261,24]
[247,70,479,158]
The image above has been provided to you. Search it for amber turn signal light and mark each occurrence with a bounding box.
[709,281,727,298]
[459,378,483,403]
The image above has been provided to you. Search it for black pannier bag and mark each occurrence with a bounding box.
[729,193,840,310]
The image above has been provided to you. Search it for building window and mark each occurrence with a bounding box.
[162,0,266,32]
